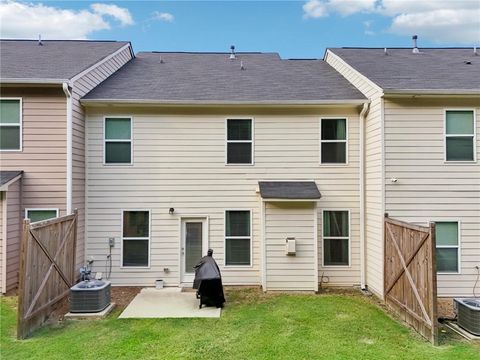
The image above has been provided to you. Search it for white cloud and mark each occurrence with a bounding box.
[91,3,134,26]
[0,1,134,40]
[152,11,174,23]
[363,20,374,36]
[302,0,480,44]
[303,0,375,18]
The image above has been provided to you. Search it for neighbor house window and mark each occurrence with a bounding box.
[445,110,475,161]
[122,210,150,267]
[435,222,460,273]
[323,210,350,266]
[226,119,253,164]
[104,117,132,164]
[25,209,59,223]
[320,118,347,164]
[0,98,22,151]
[225,210,251,266]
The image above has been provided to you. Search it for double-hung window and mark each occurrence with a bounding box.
[435,221,460,273]
[323,210,350,266]
[225,210,251,266]
[320,118,347,164]
[445,110,475,162]
[104,117,132,164]
[226,119,253,164]
[25,208,59,223]
[0,98,22,151]
[122,210,150,267]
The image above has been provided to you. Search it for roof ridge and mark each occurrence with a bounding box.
[0,39,128,43]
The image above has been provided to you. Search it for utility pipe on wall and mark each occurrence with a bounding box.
[359,102,370,290]
[62,83,73,214]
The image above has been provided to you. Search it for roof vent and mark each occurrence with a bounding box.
[38,34,43,46]
[230,45,236,60]
[474,46,478,56]
[412,35,419,54]
[384,48,388,56]
[159,55,164,63]
[240,60,245,70]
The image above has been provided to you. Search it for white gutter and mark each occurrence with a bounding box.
[359,102,370,290]
[0,78,67,84]
[62,82,73,214]
[80,99,369,106]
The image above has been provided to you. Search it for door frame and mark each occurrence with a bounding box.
[179,216,209,284]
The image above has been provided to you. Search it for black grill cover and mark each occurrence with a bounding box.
[193,250,225,308]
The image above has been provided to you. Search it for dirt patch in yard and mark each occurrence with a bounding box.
[111,286,142,309]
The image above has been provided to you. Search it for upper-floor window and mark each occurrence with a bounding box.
[25,208,59,223]
[435,221,460,274]
[104,117,132,164]
[226,119,253,165]
[0,98,22,151]
[445,110,476,162]
[320,118,347,164]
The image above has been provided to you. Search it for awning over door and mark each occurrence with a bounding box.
[258,181,321,200]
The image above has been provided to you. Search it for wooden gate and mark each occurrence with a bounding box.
[17,211,77,339]
[384,214,438,344]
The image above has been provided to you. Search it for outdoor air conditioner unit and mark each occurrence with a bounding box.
[70,280,111,313]
[454,298,480,336]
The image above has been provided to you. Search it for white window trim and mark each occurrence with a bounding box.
[103,116,133,166]
[444,108,477,163]
[25,208,59,223]
[224,209,253,267]
[321,209,351,268]
[225,117,255,166]
[433,219,461,275]
[319,117,349,166]
[120,209,151,269]
[0,97,22,152]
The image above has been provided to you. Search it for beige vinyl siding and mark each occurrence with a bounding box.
[325,51,385,297]
[86,107,361,288]
[384,97,480,297]
[265,202,316,291]
[5,179,21,291]
[0,87,67,216]
[70,45,133,269]
[0,191,4,293]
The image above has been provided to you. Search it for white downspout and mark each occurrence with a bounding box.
[62,83,73,214]
[359,102,370,290]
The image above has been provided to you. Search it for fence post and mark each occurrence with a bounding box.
[72,209,78,283]
[429,222,438,345]
[17,219,30,339]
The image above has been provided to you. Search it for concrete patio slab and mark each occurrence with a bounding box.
[118,287,221,318]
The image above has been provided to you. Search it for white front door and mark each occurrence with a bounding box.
[181,218,208,283]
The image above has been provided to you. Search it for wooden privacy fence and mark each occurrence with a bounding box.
[17,211,77,339]
[384,214,438,345]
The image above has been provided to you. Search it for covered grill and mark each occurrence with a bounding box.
[193,249,225,308]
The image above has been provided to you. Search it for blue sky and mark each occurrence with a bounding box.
[1,1,479,58]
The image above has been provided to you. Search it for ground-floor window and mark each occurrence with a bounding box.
[122,210,150,267]
[225,210,251,266]
[322,210,350,266]
[25,208,59,223]
[435,221,460,273]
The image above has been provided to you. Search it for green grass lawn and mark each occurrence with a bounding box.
[1,289,479,360]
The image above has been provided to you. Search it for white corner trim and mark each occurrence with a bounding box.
[62,83,73,214]
[359,102,370,289]
[1,192,7,293]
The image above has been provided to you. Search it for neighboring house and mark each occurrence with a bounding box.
[0,39,134,293]
[325,47,480,298]
[80,51,368,290]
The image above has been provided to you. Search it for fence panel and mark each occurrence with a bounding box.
[17,211,77,339]
[384,214,438,344]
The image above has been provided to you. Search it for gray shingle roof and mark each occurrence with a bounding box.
[0,171,23,186]
[258,181,321,200]
[82,52,366,103]
[328,48,480,93]
[0,40,130,82]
